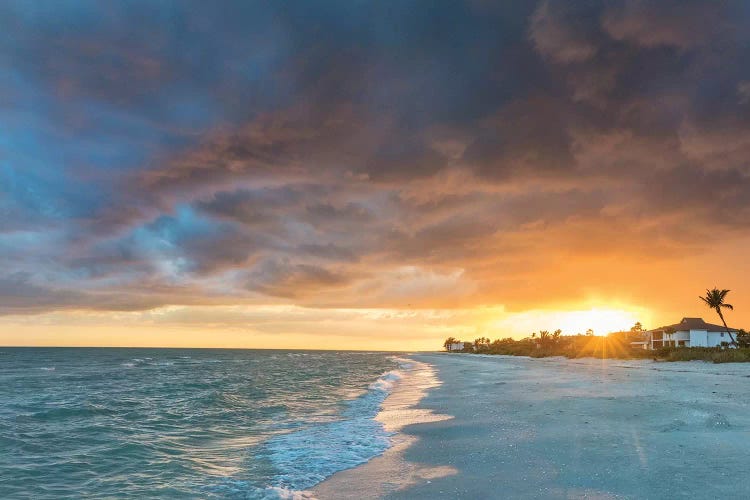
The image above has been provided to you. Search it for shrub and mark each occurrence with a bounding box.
[656,347,750,363]
[473,337,750,362]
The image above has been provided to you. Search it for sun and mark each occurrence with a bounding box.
[556,308,641,336]
[483,304,651,339]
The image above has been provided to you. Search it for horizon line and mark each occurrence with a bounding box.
[0,345,438,352]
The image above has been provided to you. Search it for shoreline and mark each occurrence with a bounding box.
[311,355,453,499]
[314,353,750,499]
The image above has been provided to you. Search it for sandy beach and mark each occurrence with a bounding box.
[315,353,750,499]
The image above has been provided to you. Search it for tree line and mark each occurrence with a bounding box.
[441,288,750,362]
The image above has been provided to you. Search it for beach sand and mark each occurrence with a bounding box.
[314,353,750,499]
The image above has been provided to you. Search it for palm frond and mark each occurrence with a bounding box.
[700,288,732,309]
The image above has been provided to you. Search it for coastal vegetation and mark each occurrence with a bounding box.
[444,288,750,363]
[445,331,750,363]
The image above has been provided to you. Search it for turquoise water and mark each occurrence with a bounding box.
[0,348,404,498]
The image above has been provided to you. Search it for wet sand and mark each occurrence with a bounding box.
[314,353,750,499]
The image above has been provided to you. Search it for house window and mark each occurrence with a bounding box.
[721,332,725,337]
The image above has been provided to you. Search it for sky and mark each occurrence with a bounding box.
[1,0,750,350]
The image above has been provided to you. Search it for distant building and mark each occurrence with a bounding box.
[643,317,739,349]
[446,342,475,351]
[629,338,650,350]
[610,330,649,350]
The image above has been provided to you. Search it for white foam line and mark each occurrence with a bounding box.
[258,358,416,496]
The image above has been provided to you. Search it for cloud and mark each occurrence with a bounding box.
[2,0,750,327]
[246,258,356,299]
[529,1,600,63]
[738,82,750,104]
[601,0,730,49]
[0,273,86,314]
[463,96,577,180]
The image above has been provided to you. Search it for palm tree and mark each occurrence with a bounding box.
[539,330,550,345]
[699,288,737,346]
[552,329,562,343]
[473,337,490,351]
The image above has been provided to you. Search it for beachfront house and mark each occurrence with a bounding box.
[645,317,739,349]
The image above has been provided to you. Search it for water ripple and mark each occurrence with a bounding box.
[0,348,400,499]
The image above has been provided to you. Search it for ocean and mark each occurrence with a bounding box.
[0,348,409,498]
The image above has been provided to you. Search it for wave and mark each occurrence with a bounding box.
[18,404,115,421]
[254,367,406,494]
[211,482,316,500]
[255,486,315,500]
[367,370,401,392]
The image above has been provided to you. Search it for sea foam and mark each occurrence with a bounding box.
[258,367,406,494]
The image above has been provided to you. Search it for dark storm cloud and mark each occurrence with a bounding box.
[2,0,750,313]
[463,96,577,180]
[602,0,732,49]
[0,273,87,313]
[246,258,355,299]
